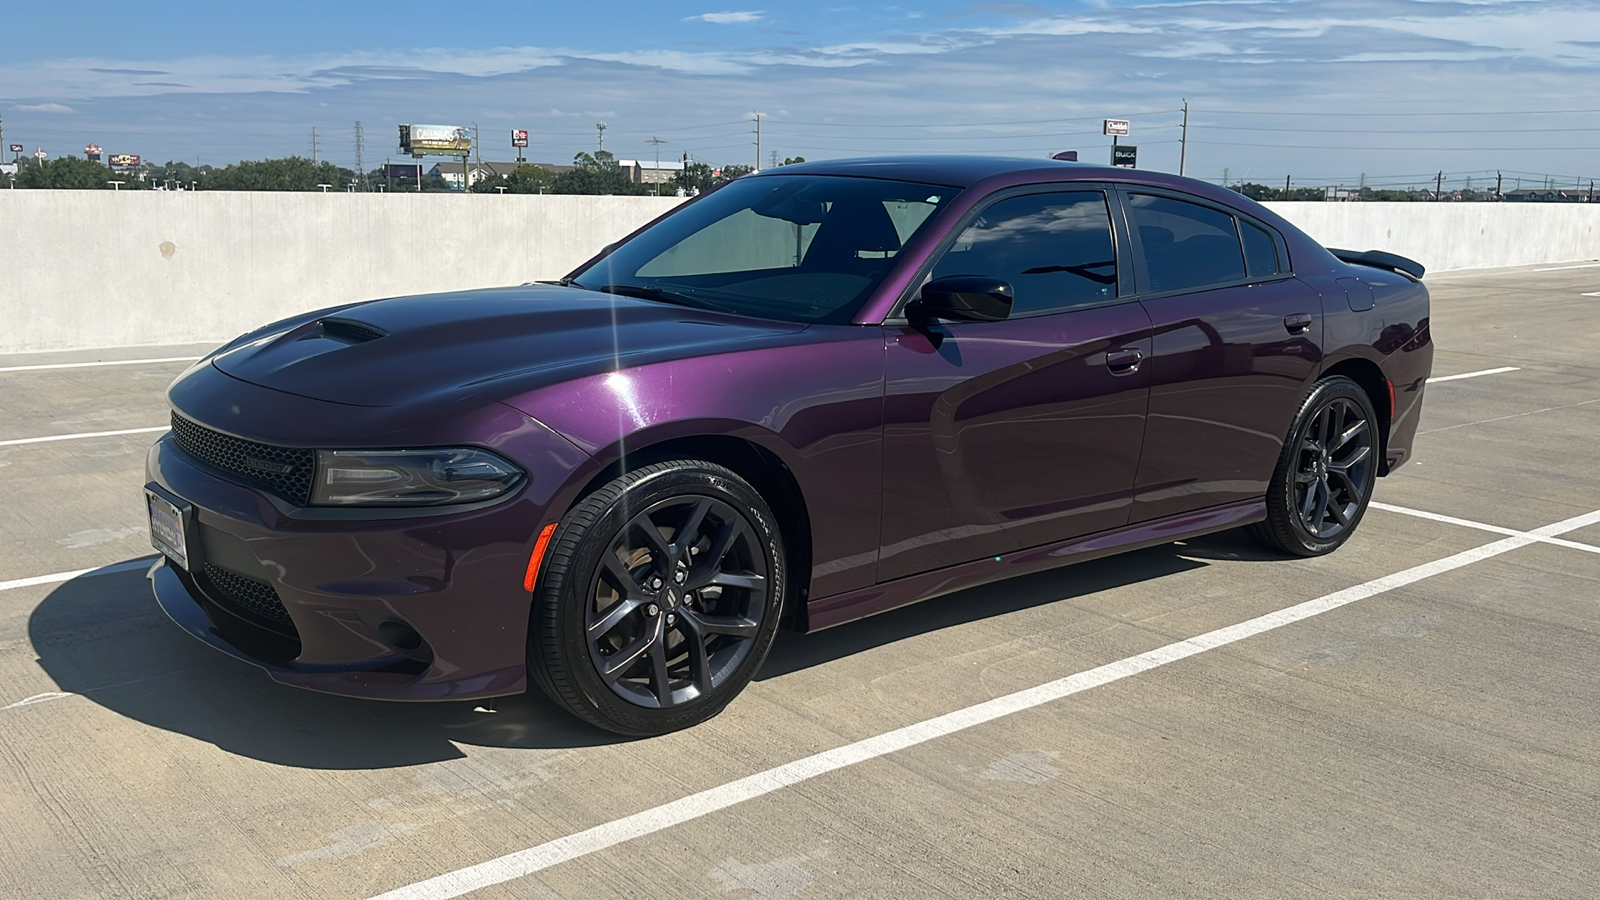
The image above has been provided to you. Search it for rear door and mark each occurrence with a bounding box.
[1119,189,1324,523]
[878,188,1153,580]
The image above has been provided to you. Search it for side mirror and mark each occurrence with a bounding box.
[912,276,1014,322]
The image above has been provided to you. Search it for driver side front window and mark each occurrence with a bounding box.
[931,191,1118,317]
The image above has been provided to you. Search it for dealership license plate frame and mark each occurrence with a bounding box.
[146,488,193,571]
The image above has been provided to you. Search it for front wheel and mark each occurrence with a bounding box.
[528,460,785,736]
[1249,376,1380,557]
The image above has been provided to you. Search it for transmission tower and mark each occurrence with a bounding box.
[354,121,366,191]
[311,126,319,164]
[596,122,606,153]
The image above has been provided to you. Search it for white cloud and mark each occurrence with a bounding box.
[15,102,74,113]
[685,10,766,24]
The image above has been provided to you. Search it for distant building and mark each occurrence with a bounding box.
[1502,188,1587,202]
[617,159,685,185]
[429,160,574,189]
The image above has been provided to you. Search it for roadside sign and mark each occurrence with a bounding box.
[7,144,21,153]
[1103,119,1130,136]
[1112,145,1137,168]
[511,129,529,148]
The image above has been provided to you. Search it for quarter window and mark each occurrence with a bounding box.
[1127,194,1246,293]
[1241,220,1282,279]
[930,191,1117,317]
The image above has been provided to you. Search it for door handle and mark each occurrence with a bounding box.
[1284,313,1313,334]
[1106,348,1144,374]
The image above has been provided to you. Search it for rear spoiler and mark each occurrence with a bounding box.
[1327,248,1425,280]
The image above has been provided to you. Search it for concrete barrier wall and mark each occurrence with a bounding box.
[0,192,682,354]
[1263,201,1600,273]
[1,192,1596,354]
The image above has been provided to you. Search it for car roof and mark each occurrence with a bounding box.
[756,155,1136,189]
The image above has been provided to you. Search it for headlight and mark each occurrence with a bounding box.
[311,448,524,507]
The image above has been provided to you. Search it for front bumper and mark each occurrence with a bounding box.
[144,402,588,701]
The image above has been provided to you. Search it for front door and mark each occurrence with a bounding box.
[879,189,1153,582]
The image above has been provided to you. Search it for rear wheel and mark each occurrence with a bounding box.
[528,460,785,736]
[1249,376,1379,557]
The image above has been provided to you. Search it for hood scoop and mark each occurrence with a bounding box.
[317,317,388,345]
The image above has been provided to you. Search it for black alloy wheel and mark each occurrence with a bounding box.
[1250,376,1380,556]
[528,460,785,736]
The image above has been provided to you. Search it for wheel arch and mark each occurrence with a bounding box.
[561,426,815,630]
[1319,356,1392,475]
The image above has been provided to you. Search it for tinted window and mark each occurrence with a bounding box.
[575,175,951,324]
[1241,221,1281,279]
[931,191,1117,317]
[1127,194,1246,293]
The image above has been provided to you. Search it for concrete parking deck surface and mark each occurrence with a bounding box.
[2,265,1598,899]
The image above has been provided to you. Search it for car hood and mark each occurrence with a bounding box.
[210,285,810,408]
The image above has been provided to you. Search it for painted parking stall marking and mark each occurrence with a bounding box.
[1426,367,1520,383]
[0,356,196,374]
[0,426,168,448]
[367,505,1600,900]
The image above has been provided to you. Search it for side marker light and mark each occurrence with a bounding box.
[523,523,559,592]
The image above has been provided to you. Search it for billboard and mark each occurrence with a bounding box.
[1111,145,1137,168]
[1103,119,1130,136]
[7,144,21,154]
[109,154,141,168]
[383,163,422,178]
[399,124,470,155]
[511,129,529,148]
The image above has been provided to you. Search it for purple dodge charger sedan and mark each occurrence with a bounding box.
[146,156,1432,735]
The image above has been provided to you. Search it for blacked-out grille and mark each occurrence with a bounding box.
[170,413,314,505]
[202,563,294,629]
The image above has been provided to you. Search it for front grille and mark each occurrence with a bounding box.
[202,563,295,630]
[170,413,314,505]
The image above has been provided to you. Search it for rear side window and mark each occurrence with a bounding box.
[931,191,1117,317]
[1241,221,1282,279]
[1127,194,1245,293]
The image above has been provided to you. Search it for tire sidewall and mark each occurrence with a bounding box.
[533,462,786,736]
[1272,378,1379,555]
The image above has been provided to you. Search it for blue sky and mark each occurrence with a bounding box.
[3,1,1598,189]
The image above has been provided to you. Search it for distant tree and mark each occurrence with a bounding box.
[681,161,716,192]
[146,160,219,189]
[470,163,556,194]
[717,164,755,184]
[15,155,134,189]
[552,151,648,195]
[204,156,350,191]
[780,156,806,166]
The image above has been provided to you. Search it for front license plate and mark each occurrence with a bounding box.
[147,491,190,571]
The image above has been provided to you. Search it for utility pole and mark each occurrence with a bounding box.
[1179,99,1188,177]
[1284,174,1291,199]
[354,121,366,191]
[1496,170,1503,199]
[646,136,666,178]
[311,126,319,164]
[681,151,690,193]
[1222,166,1230,188]
[473,122,481,176]
[754,114,762,171]
[596,122,606,153]
[1590,180,1595,203]
[1435,170,1444,201]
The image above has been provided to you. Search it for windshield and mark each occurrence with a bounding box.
[572,174,952,324]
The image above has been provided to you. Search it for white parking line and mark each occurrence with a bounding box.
[1371,502,1600,555]
[0,356,196,374]
[1531,262,1600,272]
[0,558,155,593]
[366,505,1600,900]
[0,426,167,448]
[1427,366,1520,383]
